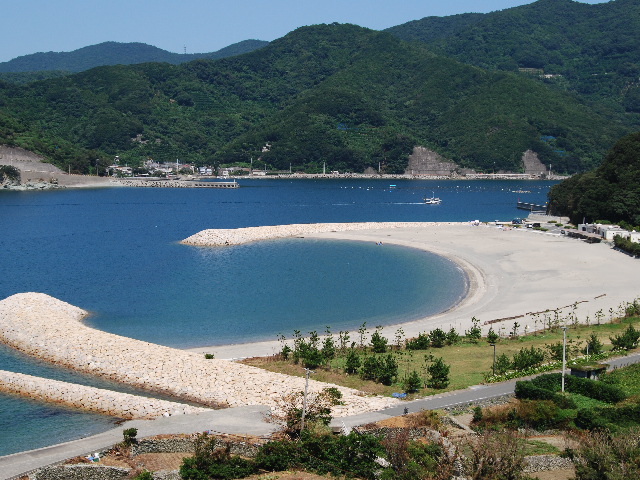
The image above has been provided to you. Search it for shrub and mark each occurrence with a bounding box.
[122,427,138,446]
[427,357,450,389]
[486,327,499,344]
[402,370,422,393]
[465,317,482,343]
[429,328,447,348]
[610,324,640,351]
[370,328,388,353]
[406,332,430,350]
[495,353,512,375]
[568,428,640,479]
[446,327,460,345]
[583,333,604,355]
[254,440,298,471]
[511,346,545,371]
[204,353,215,359]
[266,387,343,438]
[180,436,257,480]
[344,348,361,374]
[361,354,398,385]
[529,373,626,403]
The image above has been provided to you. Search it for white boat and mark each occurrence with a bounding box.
[423,192,442,204]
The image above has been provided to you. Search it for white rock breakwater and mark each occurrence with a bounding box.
[181,222,449,246]
[0,370,210,419]
[0,293,397,417]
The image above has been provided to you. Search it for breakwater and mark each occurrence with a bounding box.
[115,179,238,188]
[0,293,397,417]
[181,221,453,246]
[0,370,209,419]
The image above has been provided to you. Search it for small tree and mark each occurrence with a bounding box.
[370,327,388,353]
[486,327,499,344]
[430,328,447,348]
[403,370,423,394]
[267,387,343,438]
[610,324,640,351]
[427,357,450,389]
[344,348,361,374]
[446,327,461,346]
[583,333,604,355]
[122,427,138,446]
[466,317,483,343]
[495,353,512,375]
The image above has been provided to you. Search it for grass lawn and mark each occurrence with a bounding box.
[241,316,640,398]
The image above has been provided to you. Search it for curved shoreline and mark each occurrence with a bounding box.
[183,222,640,359]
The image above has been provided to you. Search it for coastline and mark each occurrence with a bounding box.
[185,222,639,359]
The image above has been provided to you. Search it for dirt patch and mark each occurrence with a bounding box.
[134,452,192,471]
[533,468,575,480]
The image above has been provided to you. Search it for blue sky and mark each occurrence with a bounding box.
[1,0,610,63]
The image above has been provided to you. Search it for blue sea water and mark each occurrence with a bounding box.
[0,178,554,456]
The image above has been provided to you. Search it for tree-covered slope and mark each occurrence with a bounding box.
[548,131,640,225]
[387,0,640,113]
[0,24,632,175]
[0,40,269,73]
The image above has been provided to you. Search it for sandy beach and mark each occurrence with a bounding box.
[186,222,640,359]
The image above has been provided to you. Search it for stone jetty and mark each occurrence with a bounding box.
[0,370,210,419]
[0,293,397,417]
[181,222,449,246]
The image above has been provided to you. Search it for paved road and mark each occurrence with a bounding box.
[3,351,640,479]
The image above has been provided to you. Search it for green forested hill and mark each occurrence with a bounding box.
[548,131,640,225]
[0,40,268,76]
[0,24,633,175]
[387,0,640,113]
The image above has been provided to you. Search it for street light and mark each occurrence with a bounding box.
[561,327,567,393]
[490,343,496,376]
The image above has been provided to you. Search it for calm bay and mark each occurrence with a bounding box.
[0,178,554,455]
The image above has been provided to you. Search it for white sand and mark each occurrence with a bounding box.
[184,222,640,358]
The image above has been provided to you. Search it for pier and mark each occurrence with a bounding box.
[517,201,547,213]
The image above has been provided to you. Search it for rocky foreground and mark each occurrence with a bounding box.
[0,293,397,419]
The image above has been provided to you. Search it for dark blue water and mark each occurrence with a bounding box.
[0,178,553,455]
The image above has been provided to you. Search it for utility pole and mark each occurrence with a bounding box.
[300,368,312,432]
[561,326,567,393]
[490,343,496,376]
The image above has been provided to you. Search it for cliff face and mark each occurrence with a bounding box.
[405,147,473,176]
[522,150,547,176]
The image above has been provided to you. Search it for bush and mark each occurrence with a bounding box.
[529,373,626,403]
[512,346,545,371]
[446,327,460,345]
[568,428,640,479]
[406,332,430,350]
[610,324,640,351]
[180,436,258,480]
[122,427,138,446]
[429,328,447,348]
[402,370,422,393]
[465,317,482,343]
[361,354,398,385]
[427,357,450,389]
[370,329,388,353]
[344,348,361,374]
[486,327,499,344]
[583,333,604,355]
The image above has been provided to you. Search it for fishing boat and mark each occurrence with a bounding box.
[423,192,442,205]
